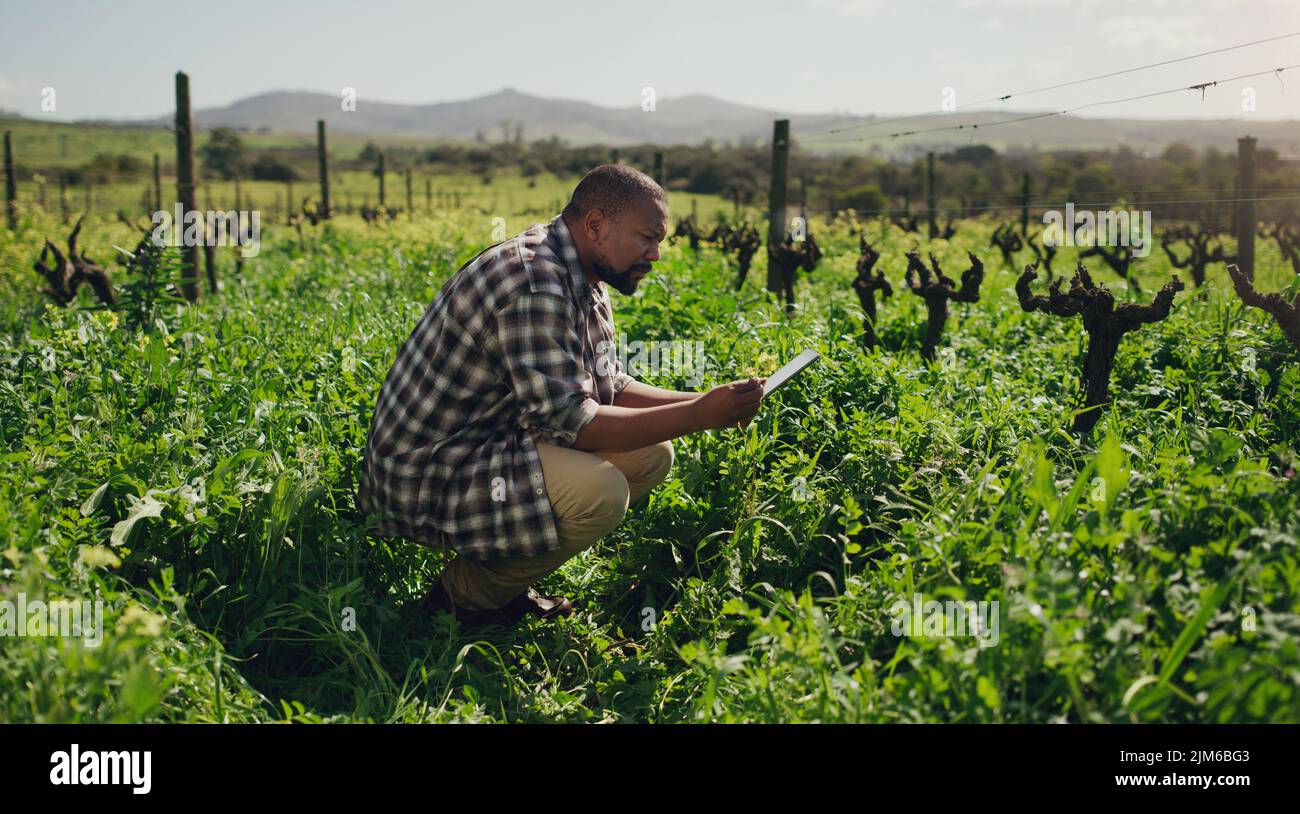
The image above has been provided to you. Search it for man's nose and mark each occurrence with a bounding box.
[646,242,661,262]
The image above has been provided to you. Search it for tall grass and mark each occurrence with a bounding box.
[1,193,1297,722]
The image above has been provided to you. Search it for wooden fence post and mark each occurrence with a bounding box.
[316,119,331,219]
[1021,172,1031,235]
[3,131,15,230]
[153,152,162,212]
[175,70,201,301]
[1235,135,1257,281]
[766,119,790,295]
[926,151,937,239]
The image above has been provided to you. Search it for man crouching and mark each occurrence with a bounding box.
[357,164,764,628]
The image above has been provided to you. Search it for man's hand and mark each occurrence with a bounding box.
[571,377,766,453]
[693,377,766,431]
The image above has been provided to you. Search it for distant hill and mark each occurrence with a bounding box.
[117,87,1300,156]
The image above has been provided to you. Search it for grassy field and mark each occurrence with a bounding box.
[1,178,1298,723]
[0,116,450,169]
[0,132,737,236]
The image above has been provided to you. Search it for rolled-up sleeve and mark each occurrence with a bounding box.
[612,355,634,395]
[497,289,600,447]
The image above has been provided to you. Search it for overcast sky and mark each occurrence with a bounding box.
[1,0,1297,123]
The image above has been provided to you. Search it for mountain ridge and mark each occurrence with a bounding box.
[114,87,1300,155]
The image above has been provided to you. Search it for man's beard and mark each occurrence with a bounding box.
[593,256,651,295]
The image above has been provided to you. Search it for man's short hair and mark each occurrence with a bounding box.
[563,164,666,222]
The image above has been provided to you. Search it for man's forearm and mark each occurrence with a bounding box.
[613,379,699,408]
[571,399,702,452]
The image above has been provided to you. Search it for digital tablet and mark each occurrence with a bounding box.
[763,349,820,396]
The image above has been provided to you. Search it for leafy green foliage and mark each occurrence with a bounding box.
[0,194,1297,723]
[113,238,191,333]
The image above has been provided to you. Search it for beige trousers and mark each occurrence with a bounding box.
[437,440,674,611]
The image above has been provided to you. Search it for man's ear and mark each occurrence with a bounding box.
[583,208,609,243]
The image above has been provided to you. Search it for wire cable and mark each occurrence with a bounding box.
[800,32,1300,139]
[801,64,1300,145]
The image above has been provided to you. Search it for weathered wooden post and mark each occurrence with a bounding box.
[377,152,386,207]
[926,151,937,239]
[1235,136,1257,281]
[611,148,620,164]
[204,233,218,294]
[424,177,431,211]
[3,131,15,230]
[766,119,790,295]
[405,168,413,217]
[175,70,201,301]
[653,151,663,186]
[1020,172,1030,236]
[153,153,162,212]
[316,119,331,219]
[59,172,68,224]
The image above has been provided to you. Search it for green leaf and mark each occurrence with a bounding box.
[80,481,109,517]
[1158,579,1233,687]
[120,662,163,717]
[976,675,1000,711]
[110,493,165,547]
[1024,439,1058,516]
[1095,431,1129,515]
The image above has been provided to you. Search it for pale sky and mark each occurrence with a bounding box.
[1,0,1298,122]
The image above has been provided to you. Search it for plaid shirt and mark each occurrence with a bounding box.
[357,214,634,560]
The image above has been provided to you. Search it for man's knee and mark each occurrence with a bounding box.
[655,439,676,478]
[587,467,631,527]
[554,465,630,550]
[646,440,674,483]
